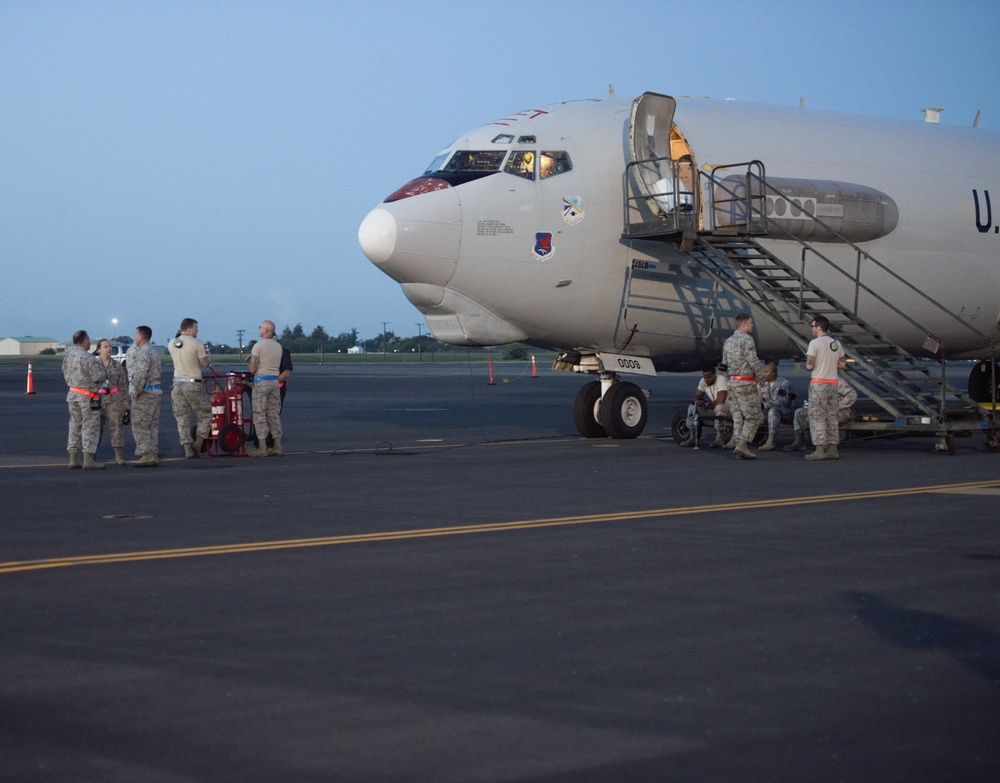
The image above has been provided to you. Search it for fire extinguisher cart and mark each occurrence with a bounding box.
[204,370,256,456]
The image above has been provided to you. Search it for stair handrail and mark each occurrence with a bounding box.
[705,163,996,354]
[622,156,698,235]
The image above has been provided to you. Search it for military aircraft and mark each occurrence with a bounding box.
[358,92,1000,440]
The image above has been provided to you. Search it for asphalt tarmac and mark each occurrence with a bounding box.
[1,360,998,782]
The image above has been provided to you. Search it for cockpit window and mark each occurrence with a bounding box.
[504,151,535,179]
[540,151,572,178]
[443,150,507,173]
[423,152,450,175]
[414,149,509,189]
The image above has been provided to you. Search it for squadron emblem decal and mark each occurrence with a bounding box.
[533,232,553,260]
[562,196,584,224]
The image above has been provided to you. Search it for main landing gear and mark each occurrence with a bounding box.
[573,373,649,439]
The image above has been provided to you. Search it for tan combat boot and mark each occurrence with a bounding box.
[267,438,283,457]
[132,453,159,467]
[114,447,126,466]
[68,450,82,469]
[784,432,807,452]
[758,433,776,452]
[734,440,757,460]
[82,453,105,470]
[804,445,829,461]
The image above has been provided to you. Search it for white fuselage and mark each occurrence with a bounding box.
[359,95,1000,370]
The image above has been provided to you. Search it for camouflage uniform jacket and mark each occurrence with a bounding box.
[760,376,793,414]
[62,345,105,401]
[125,344,162,397]
[721,330,763,383]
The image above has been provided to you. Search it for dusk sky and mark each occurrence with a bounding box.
[2,1,997,346]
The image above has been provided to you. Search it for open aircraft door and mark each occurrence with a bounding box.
[618,94,716,351]
[627,92,695,222]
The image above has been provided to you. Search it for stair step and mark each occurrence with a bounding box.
[689,234,985,428]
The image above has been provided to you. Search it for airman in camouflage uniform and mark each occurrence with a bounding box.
[246,319,284,457]
[805,315,848,460]
[758,362,794,451]
[721,313,765,460]
[95,338,130,465]
[167,317,212,459]
[62,329,106,470]
[125,325,162,467]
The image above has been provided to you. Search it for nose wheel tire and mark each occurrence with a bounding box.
[572,381,607,438]
[599,381,648,439]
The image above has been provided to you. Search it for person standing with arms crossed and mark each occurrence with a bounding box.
[721,313,765,460]
[62,329,107,470]
[247,319,284,457]
[126,325,163,467]
[168,317,212,459]
[805,315,847,460]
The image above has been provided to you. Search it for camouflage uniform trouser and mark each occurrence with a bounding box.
[686,403,731,440]
[251,379,282,441]
[67,397,102,453]
[808,382,840,446]
[130,391,161,457]
[171,382,211,445]
[729,382,763,444]
[765,404,794,439]
[100,393,127,449]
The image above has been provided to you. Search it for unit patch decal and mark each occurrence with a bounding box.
[562,196,584,224]
[533,232,553,260]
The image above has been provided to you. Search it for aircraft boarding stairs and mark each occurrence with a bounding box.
[623,161,998,449]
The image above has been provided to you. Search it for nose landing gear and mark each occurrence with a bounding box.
[573,374,649,439]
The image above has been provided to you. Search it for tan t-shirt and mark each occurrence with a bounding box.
[251,338,283,377]
[806,334,842,381]
[168,334,206,380]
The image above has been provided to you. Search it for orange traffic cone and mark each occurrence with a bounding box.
[531,355,537,378]
[26,360,36,395]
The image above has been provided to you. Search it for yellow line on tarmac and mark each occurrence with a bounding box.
[2,479,998,576]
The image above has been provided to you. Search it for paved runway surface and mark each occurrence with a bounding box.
[2,360,998,781]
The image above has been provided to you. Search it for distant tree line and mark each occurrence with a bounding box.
[94,324,531,359]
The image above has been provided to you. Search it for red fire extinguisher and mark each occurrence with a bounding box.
[226,374,244,429]
[211,388,227,437]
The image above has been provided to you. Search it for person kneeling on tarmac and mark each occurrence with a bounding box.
[679,365,731,448]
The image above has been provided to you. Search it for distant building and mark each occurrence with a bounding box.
[0,336,61,356]
[347,345,365,354]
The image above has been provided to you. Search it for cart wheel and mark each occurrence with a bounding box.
[218,423,246,454]
[671,411,691,443]
[934,436,956,456]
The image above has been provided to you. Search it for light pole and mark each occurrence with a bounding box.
[416,322,422,362]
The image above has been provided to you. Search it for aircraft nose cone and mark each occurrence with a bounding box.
[358,208,397,265]
[357,186,461,287]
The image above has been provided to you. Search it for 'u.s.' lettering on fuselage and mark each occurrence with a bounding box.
[973,189,997,233]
